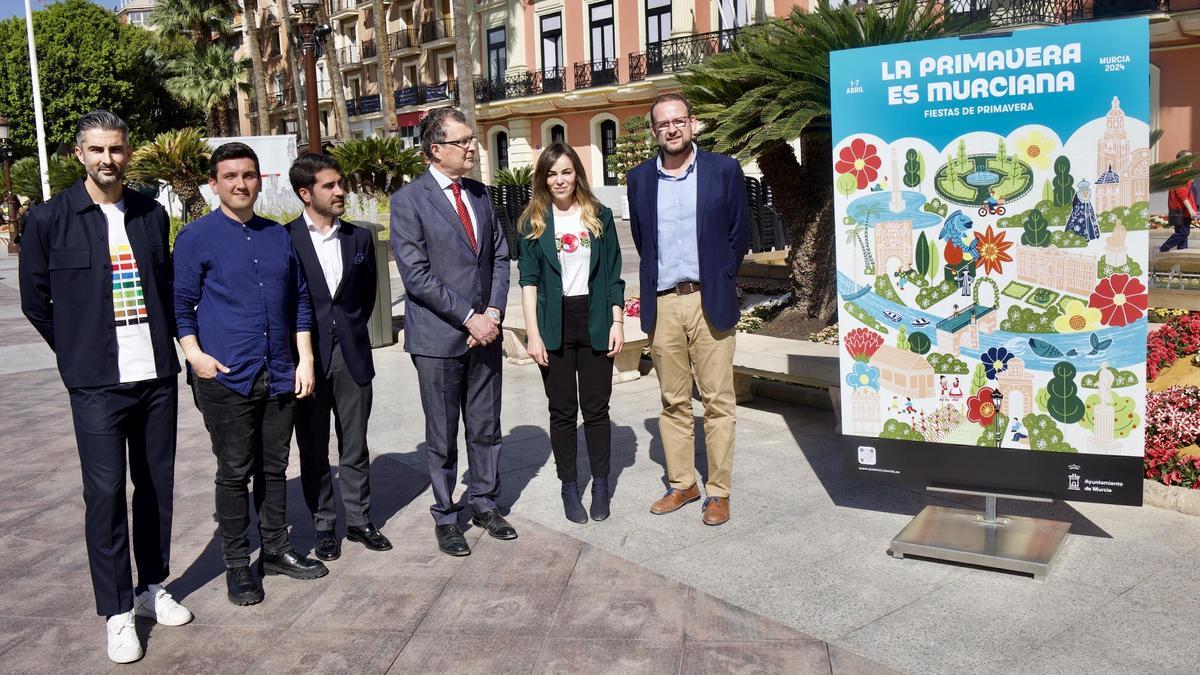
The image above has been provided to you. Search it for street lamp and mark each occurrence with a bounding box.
[284,111,299,141]
[293,0,323,155]
[0,116,18,254]
[992,389,1005,446]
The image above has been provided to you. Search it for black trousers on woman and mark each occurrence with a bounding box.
[541,295,613,483]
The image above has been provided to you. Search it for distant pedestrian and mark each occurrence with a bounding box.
[1161,150,1197,252]
[19,111,192,664]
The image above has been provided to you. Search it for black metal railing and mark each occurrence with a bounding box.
[573,58,619,89]
[361,39,378,59]
[346,94,381,116]
[474,72,536,103]
[534,67,567,94]
[419,17,452,43]
[871,0,1169,30]
[328,0,356,14]
[268,86,294,108]
[338,45,361,65]
[487,184,531,252]
[630,28,740,82]
[389,27,418,51]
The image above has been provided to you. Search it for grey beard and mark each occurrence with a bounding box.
[87,166,124,187]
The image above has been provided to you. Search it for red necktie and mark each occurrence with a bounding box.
[451,183,478,253]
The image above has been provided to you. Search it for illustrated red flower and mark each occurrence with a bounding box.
[972,226,1013,276]
[844,327,884,362]
[835,138,882,190]
[1088,273,1148,327]
[966,387,999,428]
[560,233,579,253]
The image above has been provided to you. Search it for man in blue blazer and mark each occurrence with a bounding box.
[627,92,749,526]
[390,107,516,556]
[286,153,391,561]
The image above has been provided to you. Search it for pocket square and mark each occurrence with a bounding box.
[354,252,366,265]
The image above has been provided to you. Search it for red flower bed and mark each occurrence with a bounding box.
[1144,386,1200,489]
[1146,312,1200,382]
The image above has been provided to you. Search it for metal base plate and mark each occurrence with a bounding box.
[890,505,1070,579]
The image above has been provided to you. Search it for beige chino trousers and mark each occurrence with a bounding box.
[649,291,736,498]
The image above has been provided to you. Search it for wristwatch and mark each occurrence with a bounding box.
[485,308,501,322]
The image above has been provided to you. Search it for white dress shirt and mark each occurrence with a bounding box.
[303,211,344,295]
[428,164,479,244]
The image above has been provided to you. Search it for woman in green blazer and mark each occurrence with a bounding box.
[517,143,625,523]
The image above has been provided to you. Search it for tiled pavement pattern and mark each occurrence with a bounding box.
[5,226,1200,675]
[0,256,888,673]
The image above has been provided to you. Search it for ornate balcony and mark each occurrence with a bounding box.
[419,18,452,44]
[534,67,567,95]
[346,94,381,117]
[389,27,418,52]
[871,0,1170,30]
[338,45,361,66]
[360,39,378,60]
[268,86,294,109]
[328,0,357,18]
[628,28,739,83]
[474,72,537,103]
[1067,0,1170,20]
[573,58,619,90]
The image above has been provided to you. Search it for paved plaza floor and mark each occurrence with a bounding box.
[1,239,1198,673]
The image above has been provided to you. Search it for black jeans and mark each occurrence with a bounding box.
[192,371,294,568]
[541,295,613,483]
[68,376,177,616]
[296,340,374,531]
[1161,211,1191,251]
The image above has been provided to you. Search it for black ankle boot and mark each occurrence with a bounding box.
[590,477,610,522]
[561,481,588,524]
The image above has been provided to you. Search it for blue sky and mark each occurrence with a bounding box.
[1,0,110,21]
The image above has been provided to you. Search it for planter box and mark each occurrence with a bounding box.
[1142,479,1200,516]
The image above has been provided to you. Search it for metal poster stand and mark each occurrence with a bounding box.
[889,487,1071,580]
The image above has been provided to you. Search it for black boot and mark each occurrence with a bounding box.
[561,481,588,524]
[589,477,611,522]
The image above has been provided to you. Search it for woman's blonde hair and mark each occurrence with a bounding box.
[519,143,604,239]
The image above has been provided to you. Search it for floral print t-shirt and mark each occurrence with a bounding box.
[554,210,591,297]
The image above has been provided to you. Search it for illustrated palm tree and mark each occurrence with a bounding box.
[242,0,271,135]
[845,222,874,277]
[127,128,213,222]
[165,45,250,138]
[680,0,974,323]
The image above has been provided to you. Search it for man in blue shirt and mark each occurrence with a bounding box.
[627,92,749,527]
[174,143,325,607]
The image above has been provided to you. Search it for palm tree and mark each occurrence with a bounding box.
[242,0,271,134]
[150,0,237,47]
[1150,130,1200,192]
[374,0,396,134]
[320,1,352,140]
[330,136,425,195]
[127,128,213,222]
[681,0,973,323]
[451,0,478,179]
[165,45,250,137]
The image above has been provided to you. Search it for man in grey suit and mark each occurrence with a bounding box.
[390,107,517,556]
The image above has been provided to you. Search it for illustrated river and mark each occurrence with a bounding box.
[837,271,1146,372]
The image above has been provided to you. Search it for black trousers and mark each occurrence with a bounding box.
[412,341,503,525]
[1161,211,1191,251]
[68,376,177,617]
[296,340,374,531]
[192,372,294,568]
[541,295,613,483]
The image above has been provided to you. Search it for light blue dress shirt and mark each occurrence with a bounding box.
[655,145,701,291]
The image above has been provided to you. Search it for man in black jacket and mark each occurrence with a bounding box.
[19,111,192,665]
[286,153,391,560]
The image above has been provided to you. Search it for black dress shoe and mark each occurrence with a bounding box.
[226,566,264,606]
[347,523,393,551]
[471,510,518,540]
[435,524,470,557]
[259,549,329,580]
[314,529,341,561]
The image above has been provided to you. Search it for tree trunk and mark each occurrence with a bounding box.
[321,4,351,141]
[207,105,222,137]
[451,0,478,180]
[757,135,837,324]
[174,182,207,222]
[243,0,271,135]
[374,0,396,134]
[215,100,231,137]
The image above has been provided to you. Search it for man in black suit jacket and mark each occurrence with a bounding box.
[286,153,391,560]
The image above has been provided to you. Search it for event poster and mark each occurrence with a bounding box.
[830,19,1149,503]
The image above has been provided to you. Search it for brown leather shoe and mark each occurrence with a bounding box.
[649,485,701,514]
[702,496,730,526]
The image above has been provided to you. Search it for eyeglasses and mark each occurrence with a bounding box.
[439,135,477,149]
[652,117,691,133]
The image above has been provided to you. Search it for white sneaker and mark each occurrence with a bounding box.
[133,585,194,627]
[106,612,143,664]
